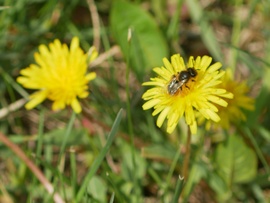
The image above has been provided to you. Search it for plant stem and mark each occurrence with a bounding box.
[179,128,191,202]
[125,28,139,200]
[182,128,191,180]
[86,0,100,51]
[0,132,64,203]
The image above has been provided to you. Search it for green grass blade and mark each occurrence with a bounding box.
[75,108,123,202]
[244,127,270,175]
[163,147,182,196]
[70,148,77,200]
[172,175,185,203]
[58,111,77,165]
[0,6,10,11]
[1,69,29,99]
[229,0,243,73]
[109,192,115,203]
[36,109,45,160]
[186,0,223,62]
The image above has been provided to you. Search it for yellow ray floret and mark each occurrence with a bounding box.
[17,37,97,113]
[199,69,254,130]
[142,54,234,134]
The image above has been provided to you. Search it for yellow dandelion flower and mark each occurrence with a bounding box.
[142,54,234,134]
[201,69,254,130]
[17,37,97,113]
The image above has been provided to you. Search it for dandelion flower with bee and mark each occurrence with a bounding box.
[199,69,255,130]
[17,37,97,113]
[142,54,234,134]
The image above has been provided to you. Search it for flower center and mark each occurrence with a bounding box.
[177,78,197,96]
[46,69,80,102]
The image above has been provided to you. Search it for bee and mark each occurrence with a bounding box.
[167,68,197,95]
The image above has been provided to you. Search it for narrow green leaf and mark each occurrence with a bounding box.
[58,111,76,165]
[110,0,169,81]
[75,109,123,202]
[182,161,207,200]
[141,143,180,161]
[0,6,10,11]
[186,0,223,62]
[70,149,77,200]
[214,134,257,185]
[171,175,185,203]
[245,127,270,175]
[109,192,115,203]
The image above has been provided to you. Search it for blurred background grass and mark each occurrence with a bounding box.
[1,0,270,202]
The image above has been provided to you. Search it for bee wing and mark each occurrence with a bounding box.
[168,79,185,95]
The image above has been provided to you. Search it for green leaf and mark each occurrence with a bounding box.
[87,176,107,202]
[75,109,123,203]
[214,134,257,185]
[182,161,207,200]
[110,0,169,81]
[208,171,231,202]
[141,143,179,161]
[171,176,185,203]
[121,141,146,181]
